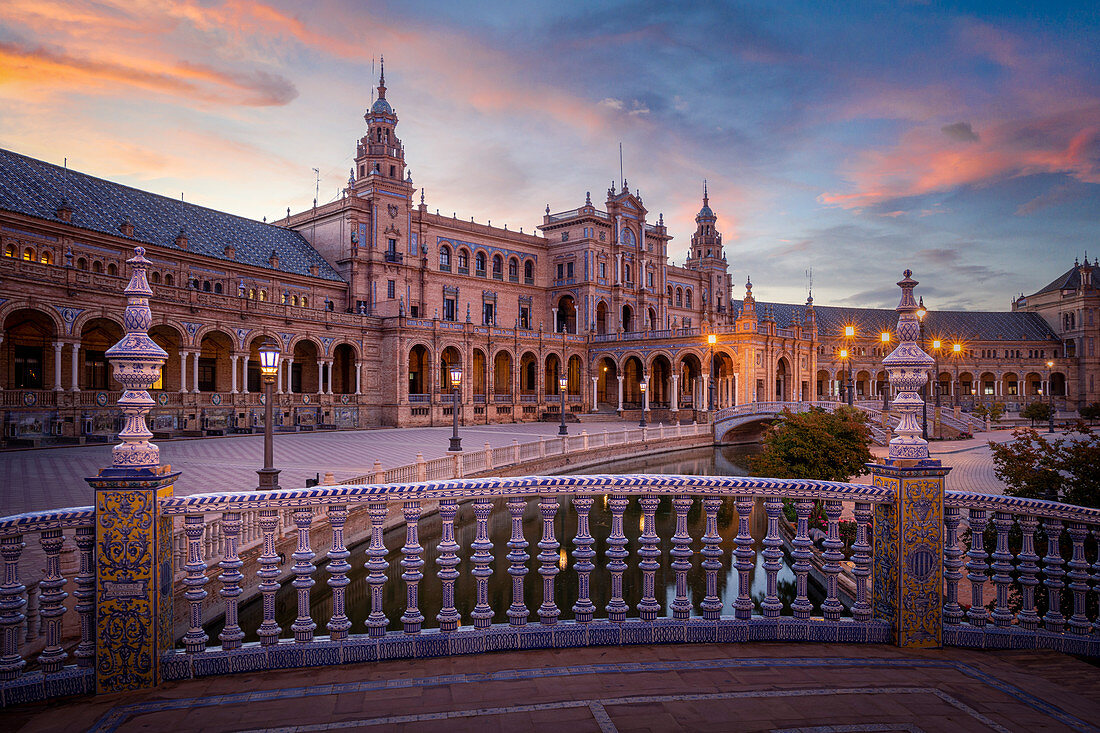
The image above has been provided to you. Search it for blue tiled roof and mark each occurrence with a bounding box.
[732,300,1059,343]
[0,148,343,282]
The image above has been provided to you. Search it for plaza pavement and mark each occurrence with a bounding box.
[0,421,1048,518]
[8,642,1098,732]
[0,421,646,516]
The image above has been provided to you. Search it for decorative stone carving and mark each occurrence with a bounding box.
[104,247,168,469]
[882,269,935,461]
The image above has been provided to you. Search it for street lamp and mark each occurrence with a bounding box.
[844,325,856,406]
[880,331,891,411]
[952,343,962,408]
[839,348,850,406]
[448,365,463,451]
[639,380,648,427]
[707,333,717,411]
[256,338,281,491]
[558,375,569,436]
[1046,359,1055,433]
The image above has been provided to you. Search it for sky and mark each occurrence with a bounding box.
[1,1,1097,311]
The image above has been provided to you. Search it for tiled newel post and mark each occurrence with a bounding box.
[85,248,178,693]
[872,270,951,648]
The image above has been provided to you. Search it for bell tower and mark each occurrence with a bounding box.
[684,181,731,322]
[352,58,409,191]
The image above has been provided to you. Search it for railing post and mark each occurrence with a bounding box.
[871,269,950,648]
[85,247,177,694]
[512,438,520,464]
[372,459,384,484]
[485,442,493,470]
[415,452,426,482]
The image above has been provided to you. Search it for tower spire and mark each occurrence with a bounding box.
[377,55,386,100]
[703,179,708,207]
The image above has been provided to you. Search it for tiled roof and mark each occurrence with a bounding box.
[0,148,343,282]
[732,300,1059,343]
[1030,263,1099,296]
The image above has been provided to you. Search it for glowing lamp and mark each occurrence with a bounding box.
[449,366,462,389]
[258,338,280,379]
[844,325,855,338]
[707,334,717,345]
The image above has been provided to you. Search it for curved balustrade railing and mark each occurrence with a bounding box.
[941,491,1100,653]
[2,476,1099,704]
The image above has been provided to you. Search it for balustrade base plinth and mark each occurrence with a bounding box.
[159,617,893,683]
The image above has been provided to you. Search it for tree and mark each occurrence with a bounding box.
[989,424,1100,508]
[1020,400,1051,427]
[1078,402,1100,424]
[972,402,1005,423]
[750,406,875,482]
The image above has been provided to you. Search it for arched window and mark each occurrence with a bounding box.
[676,287,683,306]
[292,295,299,306]
[259,289,267,301]
[508,257,518,279]
[248,288,255,299]
[457,249,469,269]
[524,260,533,281]
[492,254,503,277]
[23,247,34,261]
[667,285,673,300]
[3,244,13,257]
[164,273,174,286]
[440,245,451,269]
[107,263,118,276]
[475,252,486,274]
[150,271,161,284]
[301,297,308,308]
[214,282,223,294]
[39,250,52,265]
[685,290,693,308]
[92,261,103,273]
[624,264,631,282]
[203,280,211,292]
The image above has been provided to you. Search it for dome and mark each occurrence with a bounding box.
[371,97,392,114]
[697,204,714,218]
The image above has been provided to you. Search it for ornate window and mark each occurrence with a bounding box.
[440,245,451,270]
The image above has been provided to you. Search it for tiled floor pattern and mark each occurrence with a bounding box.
[9,644,1099,733]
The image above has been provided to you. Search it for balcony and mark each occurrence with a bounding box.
[384,251,403,264]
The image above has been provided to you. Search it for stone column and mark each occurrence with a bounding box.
[53,341,64,391]
[616,374,624,412]
[317,360,324,395]
[551,307,558,332]
[326,361,334,395]
[230,354,239,394]
[179,351,188,393]
[70,343,80,391]
[276,361,283,395]
[701,375,709,409]
[85,247,176,694]
[643,375,650,412]
[241,356,249,394]
[871,269,950,649]
[590,375,599,411]
[286,357,295,393]
[615,252,622,285]
[355,361,362,395]
[191,353,199,393]
[670,373,679,412]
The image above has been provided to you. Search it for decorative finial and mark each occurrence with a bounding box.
[378,55,386,98]
[745,275,752,293]
[585,191,592,205]
[658,212,664,225]
[545,203,550,215]
[420,190,425,205]
[882,270,935,462]
[104,247,168,470]
[703,179,708,205]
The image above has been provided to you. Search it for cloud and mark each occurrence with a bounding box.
[941,121,979,143]
[915,247,961,264]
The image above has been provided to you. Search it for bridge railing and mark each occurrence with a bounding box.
[2,474,1099,704]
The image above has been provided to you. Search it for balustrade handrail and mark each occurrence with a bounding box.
[157,474,894,516]
[0,506,94,534]
[944,490,1100,522]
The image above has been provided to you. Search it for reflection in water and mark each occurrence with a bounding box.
[208,446,818,641]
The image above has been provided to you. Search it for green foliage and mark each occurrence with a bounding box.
[1020,400,1052,426]
[989,424,1100,508]
[971,402,1005,423]
[1078,402,1100,423]
[750,407,874,482]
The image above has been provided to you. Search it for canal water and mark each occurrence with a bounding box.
[209,445,821,641]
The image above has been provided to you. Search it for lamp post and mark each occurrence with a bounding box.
[639,381,647,427]
[449,365,463,451]
[256,338,281,491]
[844,325,855,406]
[839,347,850,406]
[931,339,942,439]
[952,343,962,408]
[707,333,717,411]
[880,331,891,411]
[558,375,568,436]
[916,299,927,439]
[1046,359,1055,433]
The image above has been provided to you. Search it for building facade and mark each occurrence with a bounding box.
[0,70,1089,445]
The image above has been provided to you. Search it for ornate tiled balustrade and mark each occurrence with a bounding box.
[2,476,1099,707]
